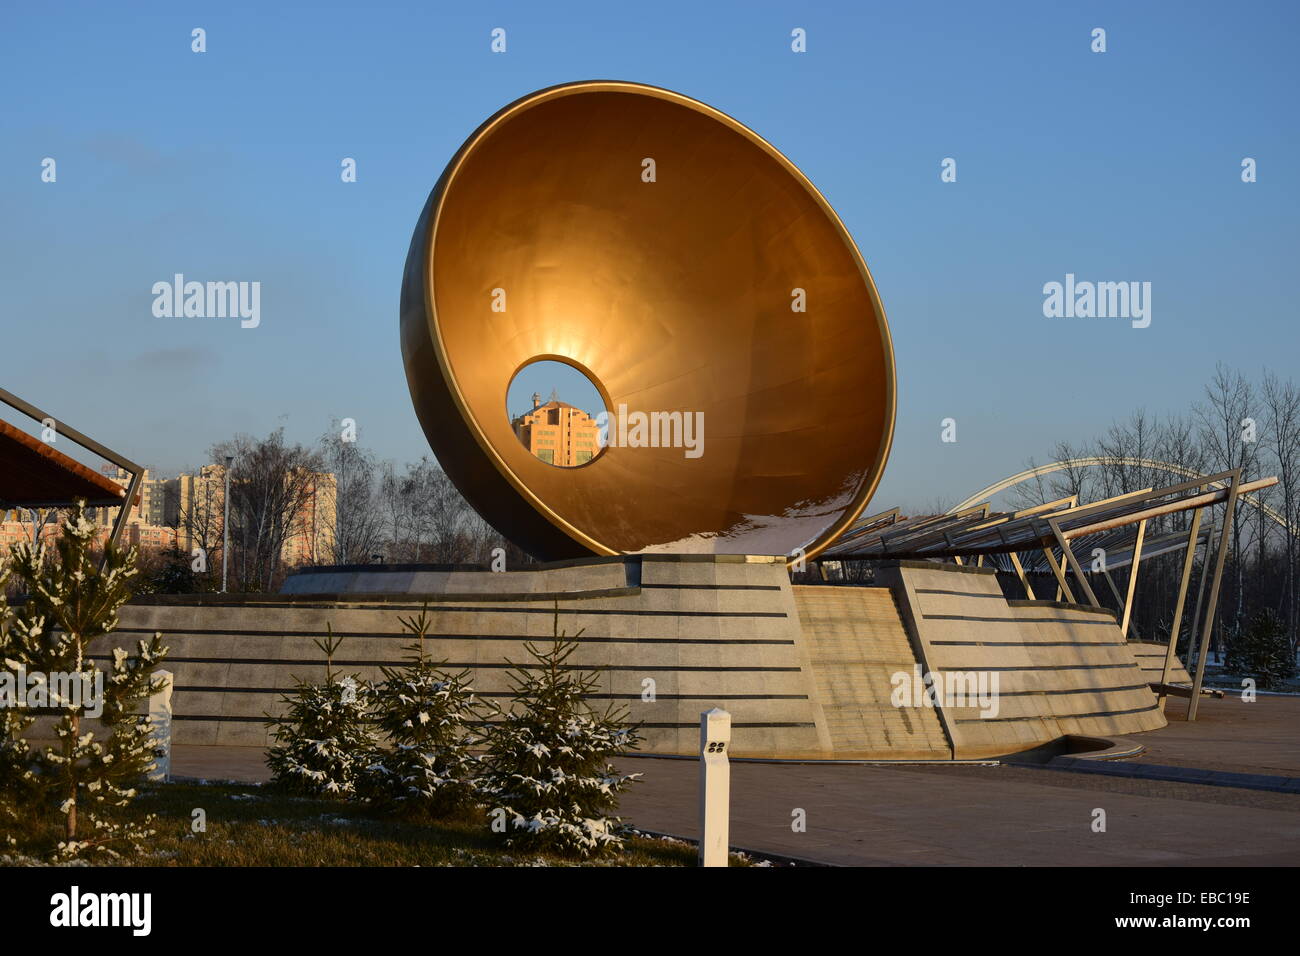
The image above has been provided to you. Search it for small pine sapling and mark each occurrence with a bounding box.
[1225,608,1297,690]
[359,603,486,817]
[266,626,378,798]
[3,502,168,859]
[478,604,641,857]
[0,561,37,848]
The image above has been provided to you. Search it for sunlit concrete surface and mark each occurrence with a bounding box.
[1130,694,1300,778]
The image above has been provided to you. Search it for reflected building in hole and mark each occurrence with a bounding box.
[511,392,601,467]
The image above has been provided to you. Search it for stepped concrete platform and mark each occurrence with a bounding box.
[114,556,1175,760]
[876,562,1167,758]
[1128,641,1194,685]
[119,555,826,757]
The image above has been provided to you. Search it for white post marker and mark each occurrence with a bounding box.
[698,707,732,867]
[148,669,174,782]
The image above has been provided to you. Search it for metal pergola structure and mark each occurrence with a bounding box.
[949,455,1295,533]
[0,387,143,553]
[818,469,1278,720]
[982,523,1214,644]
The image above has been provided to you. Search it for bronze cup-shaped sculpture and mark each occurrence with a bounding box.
[401,81,894,562]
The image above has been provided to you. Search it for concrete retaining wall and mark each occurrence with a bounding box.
[878,562,1167,759]
[101,556,1182,761]
[1128,641,1194,685]
[113,555,827,758]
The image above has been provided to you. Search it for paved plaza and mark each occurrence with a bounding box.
[168,693,1300,866]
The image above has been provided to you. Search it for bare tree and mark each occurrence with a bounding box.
[1262,370,1300,653]
[1096,409,1162,499]
[420,462,471,562]
[370,456,528,566]
[177,465,223,581]
[1156,413,1208,491]
[1194,363,1260,637]
[319,422,383,565]
[377,460,404,562]
[211,428,326,591]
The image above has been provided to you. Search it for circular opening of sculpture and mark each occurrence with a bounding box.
[506,359,608,468]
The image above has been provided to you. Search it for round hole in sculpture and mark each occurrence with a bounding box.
[506,359,608,468]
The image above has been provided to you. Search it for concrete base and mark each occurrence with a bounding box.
[111,556,1171,760]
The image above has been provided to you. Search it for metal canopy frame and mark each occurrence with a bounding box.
[818,469,1274,722]
[0,387,143,553]
[823,471,1271,562]
[987,525,1209,576]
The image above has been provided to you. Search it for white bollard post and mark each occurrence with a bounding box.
[698,707,731,867]
[148,669,173,783]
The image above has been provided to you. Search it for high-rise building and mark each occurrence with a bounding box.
[283,470,337,565]
[511,393,601,467]
[176,463,336,566]
[98,467,179,529]
[176,463,227,557]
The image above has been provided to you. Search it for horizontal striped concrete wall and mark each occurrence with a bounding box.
[1129,641,1193,685]
[92,556,1183,761]
[112,556,829,759]
[878,562,1166,759]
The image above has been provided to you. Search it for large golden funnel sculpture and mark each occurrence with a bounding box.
[401,81,895,562]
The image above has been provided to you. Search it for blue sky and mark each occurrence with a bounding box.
[2,1,1296,511]
[507,362,604,425]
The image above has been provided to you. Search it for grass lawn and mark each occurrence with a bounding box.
[3,782,739,867]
